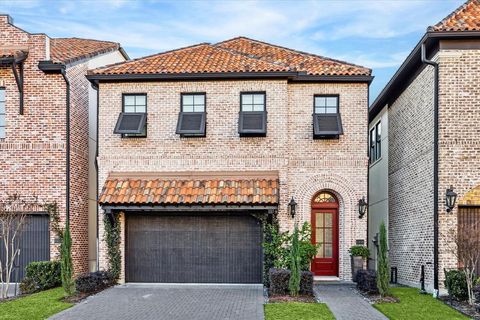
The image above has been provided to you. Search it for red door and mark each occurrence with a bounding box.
[311,192,339,276]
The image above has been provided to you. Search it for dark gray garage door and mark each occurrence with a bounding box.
[126,214,263,283]
[0,214,50,281]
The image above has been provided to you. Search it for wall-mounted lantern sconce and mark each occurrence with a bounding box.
[358,196,367,219]
[288,197,297,219]
[445,186,457,213]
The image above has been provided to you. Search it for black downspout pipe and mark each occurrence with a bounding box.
[421,42,439,296]
[94,81,100,271]
[61,69,71,228]
[366,85,370,258]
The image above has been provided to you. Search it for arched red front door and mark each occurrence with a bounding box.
[311,191,339,276]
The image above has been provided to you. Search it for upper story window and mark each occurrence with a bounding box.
[239,92,267,137]
[0,88,5,139]
[114,94,147,137]
[176,93,206,137]
[313,95,343,139]
[370,121,381,163]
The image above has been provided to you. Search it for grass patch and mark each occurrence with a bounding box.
[374,287,469,320]
[265,302,335,320]
[0,287,73,320]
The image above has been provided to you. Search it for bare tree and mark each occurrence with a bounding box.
[0,195,39,299]
[445,221,480,305]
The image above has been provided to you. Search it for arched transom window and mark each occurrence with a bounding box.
[313,192,337,204]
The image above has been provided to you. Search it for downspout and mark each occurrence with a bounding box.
[61,69,71,228]
[94,81,100,271]
[421,42,439,296]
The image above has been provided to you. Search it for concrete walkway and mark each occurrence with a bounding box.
[315,283,388,320]
[50,283,264,320]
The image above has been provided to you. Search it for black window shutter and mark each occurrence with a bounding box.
[176,112,206,137]
[313,114,343,139]
[239,111,266,136]
[114,113,147,135]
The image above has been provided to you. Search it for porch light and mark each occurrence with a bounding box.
[288,197,297,218]
[445,186,457,213]
[358,197,367,219]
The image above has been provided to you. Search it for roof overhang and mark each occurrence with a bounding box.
[369,30,480,122]
[86,71,372,84]
[0,50,28,66]
[38,60,66,73]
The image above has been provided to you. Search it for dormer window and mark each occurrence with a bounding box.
[239,92,266,137]
[114,94,147,137]
[176,93,206,137]
[313,95,343,139]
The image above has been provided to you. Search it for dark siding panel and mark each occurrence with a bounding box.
[458,207,480,274]
[126,214,263,283]
[0,214,50,281]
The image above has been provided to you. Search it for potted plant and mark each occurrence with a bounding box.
[349,245,370,282]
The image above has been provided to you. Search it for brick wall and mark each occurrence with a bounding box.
[97,79,368,281]
[388,65,435,290]
[437,48,480,283]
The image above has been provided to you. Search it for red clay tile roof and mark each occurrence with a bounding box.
[91,43,290,75]
[429,0,480,32]
[99,177,279,205]
[50,38,121,64]
[216,37,371,76]
[91,37,370,76]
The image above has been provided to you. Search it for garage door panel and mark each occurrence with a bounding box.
[126,214,262,283]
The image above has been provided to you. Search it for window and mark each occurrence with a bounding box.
[114,94,147,137]
[0,88,4,138]
[176,93,206,137]
[239,92,267,136]
[370,121,382,163]
[313,95,343,139]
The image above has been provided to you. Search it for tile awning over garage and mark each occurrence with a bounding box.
[99,172,279,206]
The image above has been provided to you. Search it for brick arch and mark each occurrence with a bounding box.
[458,184,480,206]
[293,173,361,280]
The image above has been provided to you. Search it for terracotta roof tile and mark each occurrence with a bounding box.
[99,177,279,205]
[0,48,28,59]
[90,37,370,76]
[429,0,480,32]
[91,43,289,75]
[216,37,370,76]
[50,38,121,64]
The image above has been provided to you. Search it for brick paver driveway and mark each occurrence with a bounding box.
[50,283,264,320]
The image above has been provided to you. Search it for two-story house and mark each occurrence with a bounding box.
[368,0,480,295]
[87,37,372,283]
[0,14,128,278]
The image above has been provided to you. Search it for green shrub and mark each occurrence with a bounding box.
[349,245,370,259]
[61,223,75,296]
[263,222,319,272]
[104,214,121,281]
[19,260,61,294]
[377,221,390,297]
[288,226,301,297]
[444,269,469,301]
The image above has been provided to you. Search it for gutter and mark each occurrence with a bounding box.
[420,43,439,296]
[38,61,71,227]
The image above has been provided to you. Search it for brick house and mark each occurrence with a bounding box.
[87,37,372,283]
[0,14,128,278]
[368,0,480,294]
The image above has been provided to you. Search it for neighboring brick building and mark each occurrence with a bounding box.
[0,14,128,277]
[368,0,480,294]
[88,37,372,283]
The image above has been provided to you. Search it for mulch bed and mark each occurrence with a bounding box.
[439,296,480,319]
[356,289,399,304]
[268,294,317,303]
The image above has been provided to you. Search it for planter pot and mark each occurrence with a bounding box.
[351,256,364,282]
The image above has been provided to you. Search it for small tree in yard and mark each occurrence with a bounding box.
[288,224,301,297]
[0,195,39,299]
[445,222,480,306]
[60,221,75,296]
[377,221,390,297]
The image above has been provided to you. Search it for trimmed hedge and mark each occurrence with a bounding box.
[356,269,378,294]
[444,269,469,301]
[19,261,61,294]
[75,271,114,294]
[269,268,314,296]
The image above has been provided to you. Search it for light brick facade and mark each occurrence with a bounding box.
[369,44,480,293]
[97,80,369,281]
[0,15,125,275]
